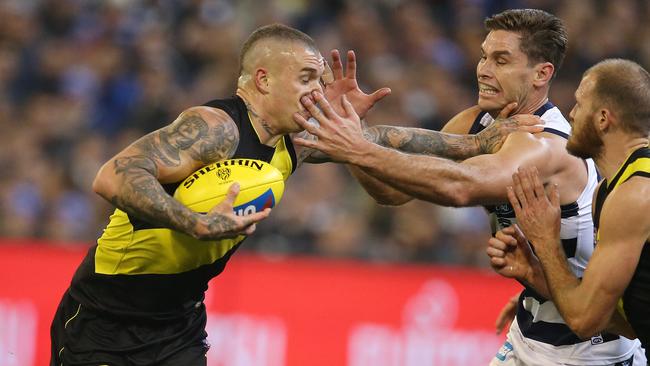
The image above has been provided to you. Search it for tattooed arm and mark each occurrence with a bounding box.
[93,106,269,240]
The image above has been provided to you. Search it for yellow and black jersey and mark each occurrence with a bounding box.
[593,146,650,352]
[69,96,297,320]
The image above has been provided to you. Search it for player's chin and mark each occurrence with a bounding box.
[477,98,505,114]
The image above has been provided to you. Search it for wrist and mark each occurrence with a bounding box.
[473,134,485,155]
[347,139,379,166]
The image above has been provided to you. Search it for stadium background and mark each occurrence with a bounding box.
[0,0,648,365]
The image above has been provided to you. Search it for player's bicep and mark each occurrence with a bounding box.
[458,132,549,203]
[580,180,650,308]
[441,106,482,134]
[123,106,239,183]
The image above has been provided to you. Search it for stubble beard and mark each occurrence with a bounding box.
[566,116,604,160]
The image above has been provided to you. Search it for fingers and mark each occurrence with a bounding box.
[221,182,240,208]
[341,95,357,119]
[487,237,507,255]
[498,102,518,118]
[511,171,528,209]
[312,91,338,120]
[549,183,560,208]
[512,224,528,244]
[239,208,271,227]
[495,230,517,247]
[346,50,357,79]
[330,49,344,80]
[293,111,321,137]
[530,167,546,200]
[513,115,544,133]
[370,87,392,103]
[517,167,537,205]
[507,186,522,216]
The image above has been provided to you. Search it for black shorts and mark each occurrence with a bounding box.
[50,290,209,366]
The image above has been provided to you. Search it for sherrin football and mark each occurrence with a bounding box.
[174,158,285,215]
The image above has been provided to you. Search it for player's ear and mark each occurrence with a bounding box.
[598,108,615,132]
[533,62,554,86]
[254,68,270,94]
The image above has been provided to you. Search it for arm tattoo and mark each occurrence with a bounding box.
[365,125,480,160]
[110,110,239,232]
[111,155,199,233]
[134,111,238,167]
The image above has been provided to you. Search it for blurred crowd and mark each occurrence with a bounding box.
[1,0,649,266]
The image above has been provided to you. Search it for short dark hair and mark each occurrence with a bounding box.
[586,59,650,136]
[485,9,567,78]
[239,24,317,74]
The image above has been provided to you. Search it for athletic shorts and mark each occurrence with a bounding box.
[50,290,209,366]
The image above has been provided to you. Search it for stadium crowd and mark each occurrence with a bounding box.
[1,0,649,266]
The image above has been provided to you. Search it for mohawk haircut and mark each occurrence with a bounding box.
[238,24,317,75]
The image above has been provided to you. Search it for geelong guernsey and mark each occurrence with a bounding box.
[68,96,297,320]
[471,102,642,364]
[593,146,650,359]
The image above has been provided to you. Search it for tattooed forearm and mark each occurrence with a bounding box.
[111,155,199,233]
[364,125,481,160]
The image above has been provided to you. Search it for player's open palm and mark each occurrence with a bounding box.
[293,91,366,163]
[507,167,561,250]
[197,183,271,240]
[323,49,391,119]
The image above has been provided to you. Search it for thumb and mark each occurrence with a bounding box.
[221,182,240,208]
[512,224,527,245]
[498,102,518,118]
[370,87,392,103]
[342,95,356,119]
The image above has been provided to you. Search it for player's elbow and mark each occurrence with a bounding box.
[92,163,117,200]
[566,315,603,340]
[444,185,473,207]
[374,193,413,206]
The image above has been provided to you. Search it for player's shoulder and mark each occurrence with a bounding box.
[441,105,483,134]
[180,105,237,128]
[612,175,650,205]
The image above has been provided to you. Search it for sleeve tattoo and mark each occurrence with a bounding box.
[110,111,238,231]
[364,125,481,160]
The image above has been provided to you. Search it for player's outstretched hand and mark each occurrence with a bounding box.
[293,91,369,163]
[477,102,544,154]
[507,167,561,253]
[486,225,536,281]
[323,49,391,119]
[194,183,271,240]
[495,293,520,335]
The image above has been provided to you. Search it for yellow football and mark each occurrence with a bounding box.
[174,158,285,215]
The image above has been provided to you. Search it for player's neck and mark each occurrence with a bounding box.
[596,135,650,181]
[236,89,283,147]
[517,94,548,115]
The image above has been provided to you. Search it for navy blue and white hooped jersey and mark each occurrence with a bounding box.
[472,102,643,363]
